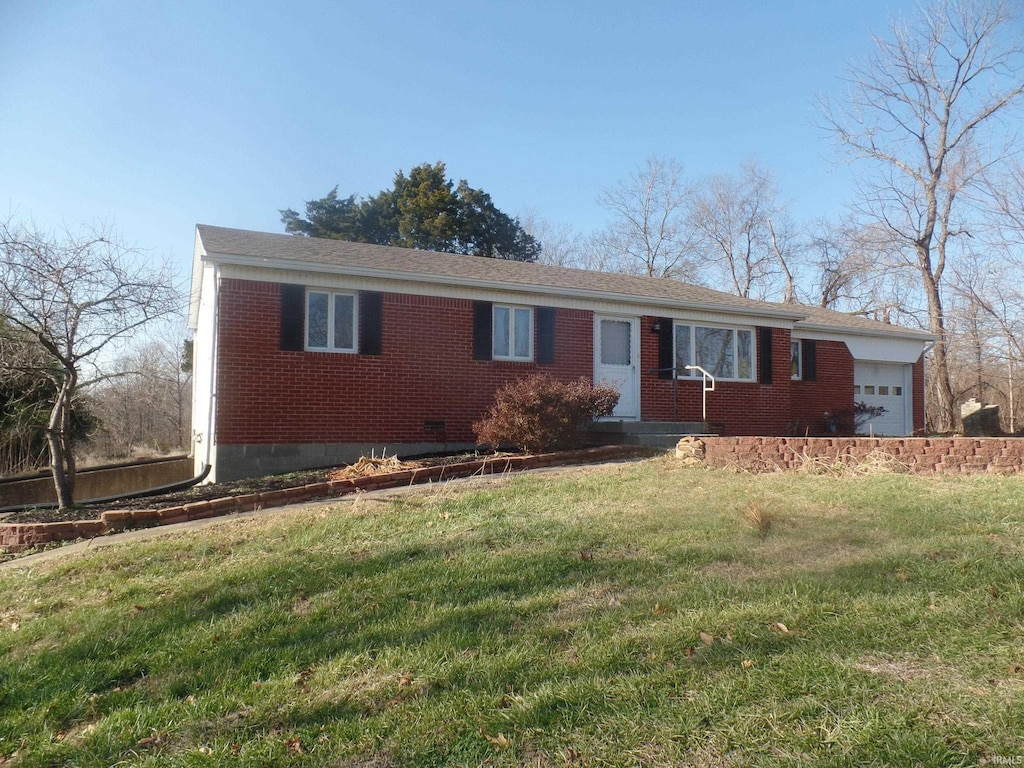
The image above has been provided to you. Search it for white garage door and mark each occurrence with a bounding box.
[854,362,911,436]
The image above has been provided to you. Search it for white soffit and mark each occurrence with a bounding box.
[844,336,927,363]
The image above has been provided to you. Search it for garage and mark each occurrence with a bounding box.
[854,361,912,435]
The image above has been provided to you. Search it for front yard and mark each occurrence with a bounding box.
[1,457,1023,766]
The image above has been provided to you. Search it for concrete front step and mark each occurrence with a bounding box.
[588,421,714,450]
[590,420,707,435]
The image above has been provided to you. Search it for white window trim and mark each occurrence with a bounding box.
[305,290,358,353]
[493,304,534,361]
[673,323,756,382]
[791,340,802,380]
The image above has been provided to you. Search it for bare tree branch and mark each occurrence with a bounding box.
[0,219,180,506]
[820,0,1024,431]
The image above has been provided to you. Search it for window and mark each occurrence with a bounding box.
[894,386,903,396]
[674,324,754,381]
[791,341,802,380]
[878,386,889,396]
[854,385,861,395]
[306,290,357,352]
[600,318,631,365]
[493,305,532,361]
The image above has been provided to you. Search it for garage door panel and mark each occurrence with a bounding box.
[854,362,910,435]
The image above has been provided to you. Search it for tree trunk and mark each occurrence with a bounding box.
[921,266,956,432]
[46,376,76,508]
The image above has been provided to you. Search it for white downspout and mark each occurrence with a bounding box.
[204,264,220,472]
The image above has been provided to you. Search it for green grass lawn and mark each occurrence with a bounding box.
[2,458,1024,767]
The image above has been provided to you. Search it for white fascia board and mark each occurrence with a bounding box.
[187,229,208,330]
[793,323,936,344]
[201,251,808,324]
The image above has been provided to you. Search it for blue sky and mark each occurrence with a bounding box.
[2,1,925,287]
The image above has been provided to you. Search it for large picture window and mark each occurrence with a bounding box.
[493,305,533,361]
[674,323,754,381]
[306,290,357,352]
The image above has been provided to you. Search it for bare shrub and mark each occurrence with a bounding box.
[744,501,775,539]
[473,375,619,454]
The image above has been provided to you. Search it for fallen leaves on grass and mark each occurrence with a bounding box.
[482,732,511,751]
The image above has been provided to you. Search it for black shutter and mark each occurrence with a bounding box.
[758,327,773,385]
[657,318,674,379]
[536,307,555,364]
[472,301,493,361]
[280,284,305,351]
[802,339,817,381]
[359,291,383,356]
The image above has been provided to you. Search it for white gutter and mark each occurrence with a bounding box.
[794,322,937,342]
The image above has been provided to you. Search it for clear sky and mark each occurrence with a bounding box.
[2,0,927,288]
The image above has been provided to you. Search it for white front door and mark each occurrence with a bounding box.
[595,316,639,420]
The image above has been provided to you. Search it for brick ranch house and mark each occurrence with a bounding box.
[188,225,935,481]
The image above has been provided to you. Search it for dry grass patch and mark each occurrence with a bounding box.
[796,449,911,476]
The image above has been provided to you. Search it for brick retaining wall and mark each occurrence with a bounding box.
[704,436,1024,474]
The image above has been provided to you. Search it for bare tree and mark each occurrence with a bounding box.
[806,218,924,324]
[821,0,1024,431]
[88,326,193,459]
[687,159,795,300]
[518,210,590,269]
[0,220,179,507]
[950,253,1024,429]
[593,157,700,278]
[988,159,1024,241]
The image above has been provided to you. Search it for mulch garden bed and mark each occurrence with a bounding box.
[7,453,479,524]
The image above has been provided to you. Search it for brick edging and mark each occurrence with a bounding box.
[0,446,647,553]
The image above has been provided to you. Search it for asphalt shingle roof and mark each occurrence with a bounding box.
[196,224,933,340]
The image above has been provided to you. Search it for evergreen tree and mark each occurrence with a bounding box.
[280,162,540,262]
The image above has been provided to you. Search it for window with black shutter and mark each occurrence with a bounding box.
[657,318,674,379]
[802,339,817,381]
[758,327,773,385]
[280,284,305,351]
[359,291,383,356]
[472,301,493,361]
[536,307,556,364]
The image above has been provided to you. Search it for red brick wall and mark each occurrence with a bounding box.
[215,280,594,445]
[214,280,922,443]
[789,341,855,435]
